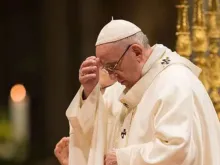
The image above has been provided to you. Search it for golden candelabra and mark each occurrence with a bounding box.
[176,0,220,118]
[206,0,220,114]
[192,0,210,92]
[176,0,192,58]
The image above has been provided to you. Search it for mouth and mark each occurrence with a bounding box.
[119,80,125,84]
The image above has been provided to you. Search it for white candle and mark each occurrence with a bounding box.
[9,84,30,143]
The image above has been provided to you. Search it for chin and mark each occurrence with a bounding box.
[124,81,135,89]
[119,81,128,87]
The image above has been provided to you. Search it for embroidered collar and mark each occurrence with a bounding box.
[119,44,168,110]
[118,44,201,111]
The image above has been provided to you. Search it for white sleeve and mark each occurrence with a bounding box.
[66,84,102,165]
[68,122,88,165]
[67,83,110,165]
[116,86,196,165]
[66,84,101,134]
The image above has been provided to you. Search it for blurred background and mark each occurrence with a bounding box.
[1,0,219,165]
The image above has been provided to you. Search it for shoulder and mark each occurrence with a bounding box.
[158,64,199,89]
[149,64,198,99]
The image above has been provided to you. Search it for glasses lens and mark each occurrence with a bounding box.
[105,67,114,75]
[101,68,108,73]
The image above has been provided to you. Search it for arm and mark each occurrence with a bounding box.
[116,86,196,165]
[67,83,110,165]
[66,83,101,134]
[66,84,101,165]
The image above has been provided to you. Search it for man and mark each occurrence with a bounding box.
[65,19,220,165]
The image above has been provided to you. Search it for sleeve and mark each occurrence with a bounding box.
[67,83,109,165]
[68,122,88,165]
[115,85,196,165]
[66,84,101,134]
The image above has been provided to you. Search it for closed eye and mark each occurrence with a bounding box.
[105,62,117,68]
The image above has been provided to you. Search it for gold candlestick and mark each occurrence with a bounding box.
[176,0,192,58]
[192,0,210,91]
[206,0,220,115]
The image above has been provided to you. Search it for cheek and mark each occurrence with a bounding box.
[123,59,139,73]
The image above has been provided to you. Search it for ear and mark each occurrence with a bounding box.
[131,44,143,62]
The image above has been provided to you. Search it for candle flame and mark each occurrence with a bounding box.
[10,84,26,102]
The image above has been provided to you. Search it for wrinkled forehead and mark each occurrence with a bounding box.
[96,43,122,64]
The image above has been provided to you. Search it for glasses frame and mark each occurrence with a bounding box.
[102,44,133,74]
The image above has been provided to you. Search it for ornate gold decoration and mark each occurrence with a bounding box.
[176,0,220,119]
[176,0,192,58]
[192,0,211,91]
[217,0,220,30]
[206,0,220,113]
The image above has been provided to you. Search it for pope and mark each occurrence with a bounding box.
[64,19,220,165]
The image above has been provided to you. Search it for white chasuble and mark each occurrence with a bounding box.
[66,44,220,165]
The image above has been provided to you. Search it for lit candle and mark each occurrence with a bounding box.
[9,84,30,143]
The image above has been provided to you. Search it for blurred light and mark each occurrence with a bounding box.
[10,84,26,102]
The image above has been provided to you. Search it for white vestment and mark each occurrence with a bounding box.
[66,44,220,165]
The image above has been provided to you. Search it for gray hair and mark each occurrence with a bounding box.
[114,31,150,48]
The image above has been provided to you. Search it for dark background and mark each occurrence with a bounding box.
[0,0,180,164]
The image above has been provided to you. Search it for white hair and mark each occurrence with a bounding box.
[114,31,150,48]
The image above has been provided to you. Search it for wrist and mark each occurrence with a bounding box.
[82,90,88,100]
[82,88,92,100]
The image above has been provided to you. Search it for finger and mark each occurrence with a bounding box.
[105,154,114,165]
[79,74,96,83]
[54,147,61,156]
[95,58,101,73]
[67,147,69,155]
[58,137,67,144]
[54,148,58,156]
[81,66,97,75]
[57,139,65,148]
[81,59,97,68]
[64,139,69,147]
[105,158,113,165]
[56,138,63,146]
[58,141,67,150]
[86,56,96,60]
[104,157,107,165]
[65,137,70,142]
[56,146,62,153]
[62,137,69,144]
[105,154,111,162]
[95,57,100,62]
[55,143,61,151]
[105,153,115,161]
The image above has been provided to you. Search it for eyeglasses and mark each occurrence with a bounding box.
[101,44,132,74]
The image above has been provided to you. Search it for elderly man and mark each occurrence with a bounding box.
[65,19,220,165]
